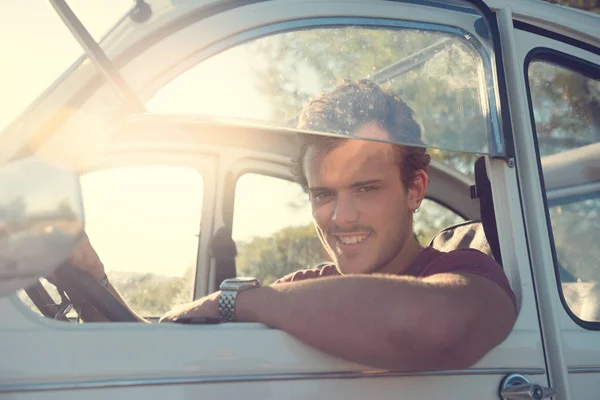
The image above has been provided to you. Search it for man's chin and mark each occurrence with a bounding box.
[336,259,375,275]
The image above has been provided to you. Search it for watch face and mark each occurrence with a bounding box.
[220,277,260,291]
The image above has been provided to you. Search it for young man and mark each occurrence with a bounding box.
[67,80,517,371]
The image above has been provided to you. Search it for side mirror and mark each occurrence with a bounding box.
[0,157,84,297]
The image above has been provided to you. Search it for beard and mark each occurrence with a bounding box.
[316,222,410,275]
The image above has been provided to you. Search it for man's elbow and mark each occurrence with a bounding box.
[383,316,469,371]
[417,318,478,370]
[387,309,515,371]
[428,305,517,370]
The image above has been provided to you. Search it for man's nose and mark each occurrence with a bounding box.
[332,194,360,226]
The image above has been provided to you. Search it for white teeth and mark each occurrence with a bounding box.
[337,235,368,245]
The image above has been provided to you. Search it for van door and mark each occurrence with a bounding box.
[505,12,600,399]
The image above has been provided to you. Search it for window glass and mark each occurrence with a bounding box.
[232,173,325,285]
[147,22,503,158]
[415,199,465,245]
[528,60,600,323]
[81,167,203,317]
[232,173,464,284]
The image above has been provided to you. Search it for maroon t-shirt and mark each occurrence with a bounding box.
[274,247,516,309]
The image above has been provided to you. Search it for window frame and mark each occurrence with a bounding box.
[524,47,600,330]
[79,151,219,307]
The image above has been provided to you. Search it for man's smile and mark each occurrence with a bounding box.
[333,233,372,248]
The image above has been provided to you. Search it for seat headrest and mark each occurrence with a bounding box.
[428,220,496,261]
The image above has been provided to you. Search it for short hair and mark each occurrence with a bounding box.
[291,79,431,191]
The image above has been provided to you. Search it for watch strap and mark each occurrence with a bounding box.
[218,290,238,322]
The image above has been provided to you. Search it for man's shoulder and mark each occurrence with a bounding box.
[274,263,339,284]
[421,246,503,277]
[423,247,516,308]
[433,246,497,261]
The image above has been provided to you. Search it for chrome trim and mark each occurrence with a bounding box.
[0,368,546,393]
[568,366,600,374]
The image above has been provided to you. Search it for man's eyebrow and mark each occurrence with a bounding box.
[349,179,383,189]
[308,179,383,193]
[308,186,332,193]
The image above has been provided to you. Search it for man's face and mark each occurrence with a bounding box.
[304,123,425,275]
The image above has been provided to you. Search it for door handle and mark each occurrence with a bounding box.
[500,374,557,400]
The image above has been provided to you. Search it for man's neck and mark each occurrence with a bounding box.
[378,236,424,276]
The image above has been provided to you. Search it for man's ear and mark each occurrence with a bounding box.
[407,169,428,212]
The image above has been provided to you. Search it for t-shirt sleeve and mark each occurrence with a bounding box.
[274,264,338,284]
[425,249,517,310]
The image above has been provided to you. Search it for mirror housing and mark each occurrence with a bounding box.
[0,157,84,297]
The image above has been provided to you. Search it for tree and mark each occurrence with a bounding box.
[414,199,464,246]
[236,224,328,285]
[249,27,484,174]
[108,267,195,317]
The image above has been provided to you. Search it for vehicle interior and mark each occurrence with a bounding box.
[20,116,485,322]
[18,112,599,323]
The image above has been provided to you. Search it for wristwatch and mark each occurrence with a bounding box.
[218,277,261,322]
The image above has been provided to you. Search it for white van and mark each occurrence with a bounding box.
[0,0,598,398]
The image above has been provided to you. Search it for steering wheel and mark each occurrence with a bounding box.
[48,263,138,322]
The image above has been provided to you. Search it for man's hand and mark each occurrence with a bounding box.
[159,291,220,323]
[68,233,105,281]
[46,232,105,286]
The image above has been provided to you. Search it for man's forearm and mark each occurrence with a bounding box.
[235,274,474,371]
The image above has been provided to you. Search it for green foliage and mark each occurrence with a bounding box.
[236,224,329,285]
[414,199,465,246]
[528,62,600,155]
[250,27,490,160]
[109,267,195,317]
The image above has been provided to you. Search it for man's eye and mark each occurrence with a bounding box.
[358,186,377,193]
[314,191,333,201]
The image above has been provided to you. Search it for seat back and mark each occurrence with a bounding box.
[429,156,502,264]
[428,220,496,260]
[212,226,237,287]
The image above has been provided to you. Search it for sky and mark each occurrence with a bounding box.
[0,0,130,133]
[0,1,312,279]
